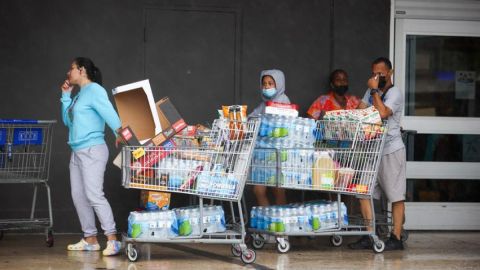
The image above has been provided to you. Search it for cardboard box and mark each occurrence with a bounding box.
[118,126,141,146]
[150,97,187,146]
[112,80,163,142]
[140,190,171,210]
[156,97,187,133]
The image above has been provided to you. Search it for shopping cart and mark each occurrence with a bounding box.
[121,118,260,264]
[0,119,56,247]
[247,119,388,253]
[374,128,416,241]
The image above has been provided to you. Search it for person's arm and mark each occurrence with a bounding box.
[60,80,73,127]
[370,93,392,119]
[90,87,122,136]
[306,98,322,120]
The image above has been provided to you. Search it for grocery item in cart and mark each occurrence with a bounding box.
[323,107,383,140]
[140,190,171,211]
[128,210,178,239]
[335,167,355,189]
[312,151,336,190]
[132,139,176,177]
[264,101,299,117]
[221,105,247,140]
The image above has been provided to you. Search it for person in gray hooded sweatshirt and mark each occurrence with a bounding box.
[250,69,291,206]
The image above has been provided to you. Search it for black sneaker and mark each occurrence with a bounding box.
[384,234,404,251]
[348,236,372,249]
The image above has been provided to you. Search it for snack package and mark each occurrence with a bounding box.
[220,105,248,140]
[140,190,171,210]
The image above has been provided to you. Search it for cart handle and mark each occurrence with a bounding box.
[0,119,57,124]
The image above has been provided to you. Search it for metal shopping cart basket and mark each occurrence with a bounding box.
[121,118,260,264]
[247,119,388,253]
[0,119,56,247]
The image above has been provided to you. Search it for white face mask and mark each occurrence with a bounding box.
[262,88,277,98]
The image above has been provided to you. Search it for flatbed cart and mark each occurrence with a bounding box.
[121,118,260,264]
[247,119,388,253]
[0,119,56,246]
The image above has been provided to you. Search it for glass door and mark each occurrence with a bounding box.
[395,19,480,230]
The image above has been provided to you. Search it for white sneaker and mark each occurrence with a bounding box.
[102,240,122,256]
[67,238,100,251]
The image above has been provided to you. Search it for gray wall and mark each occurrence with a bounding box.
[0,0,390,233]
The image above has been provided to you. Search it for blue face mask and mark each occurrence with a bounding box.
[262,88,277,98]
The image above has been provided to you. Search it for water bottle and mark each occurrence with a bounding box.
[216,205,226,232]
[311,205,320,231]
[331,202,339,228]
[341,202,349,226]
[190,208,200,236]
[283,208,294,233]
[256,207,264,230]
[276,208,286,233]
[250,206,257,228]
[259,115,268,137]
[291,208,300,232]
[325,203,333,229]
[268,208,277,233]
[319,204,328,229]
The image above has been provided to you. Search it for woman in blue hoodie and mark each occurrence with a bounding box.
[60,57,122,256]
[250,69,290,206]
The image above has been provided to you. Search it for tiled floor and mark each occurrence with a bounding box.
[0,232,479,269]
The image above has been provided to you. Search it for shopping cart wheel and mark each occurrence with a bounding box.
[45,230,54,247]
[231,244,242,257]
[372,240,385,253]
[401,230,409,242]
[276,240,290,253]
[252,237,265,250]
[330,235,343,247]
[240,249,256,264]
[127,243,140,262]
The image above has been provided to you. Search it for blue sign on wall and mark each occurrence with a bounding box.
[13,128,43,145]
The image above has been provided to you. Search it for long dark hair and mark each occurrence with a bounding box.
[74,57,103,85]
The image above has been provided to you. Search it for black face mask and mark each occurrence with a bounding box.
[378,76,387,89]
[333,85,349,96]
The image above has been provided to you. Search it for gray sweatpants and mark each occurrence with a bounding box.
[69,144,116,237]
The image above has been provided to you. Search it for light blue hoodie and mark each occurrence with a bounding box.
[61,82,121,151]
[249,69,291,117]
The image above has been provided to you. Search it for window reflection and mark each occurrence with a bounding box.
[407,179,480,202]
[412,134,480,162]
[405,36,480,117]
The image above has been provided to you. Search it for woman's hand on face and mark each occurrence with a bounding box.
[61,79,73,92]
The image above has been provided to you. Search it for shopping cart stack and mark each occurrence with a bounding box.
[121,118,260,264]
[247,115,389,253]
[0,119,56,247]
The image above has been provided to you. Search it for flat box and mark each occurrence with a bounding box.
[156,97,187,134]
[112,79,163,142]
[151,97,187,146]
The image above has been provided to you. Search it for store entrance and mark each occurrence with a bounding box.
[394,18,480,230]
